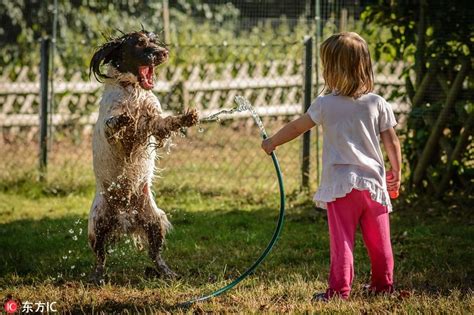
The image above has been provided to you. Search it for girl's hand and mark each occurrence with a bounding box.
[259,114,316,155]
[386,169,401,192]
[261,138,276,155]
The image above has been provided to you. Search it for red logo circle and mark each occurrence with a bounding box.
[4,299,18,313]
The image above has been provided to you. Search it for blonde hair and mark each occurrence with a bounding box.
[320,32,374,98]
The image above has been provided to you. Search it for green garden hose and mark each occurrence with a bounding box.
[177,133,286,308]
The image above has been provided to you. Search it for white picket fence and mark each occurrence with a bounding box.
[0,60,407,137]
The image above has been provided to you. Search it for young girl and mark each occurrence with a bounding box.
[262,32,401,300]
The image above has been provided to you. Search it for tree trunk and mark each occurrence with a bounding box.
[412,58,470,186]
[415,0,427,87]
[411,61,437,108]
[437,112,474,195]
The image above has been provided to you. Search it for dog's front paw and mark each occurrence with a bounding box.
[181,108,199,127]
[105,114,133,131]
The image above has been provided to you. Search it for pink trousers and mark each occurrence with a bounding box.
[326,189,394,299]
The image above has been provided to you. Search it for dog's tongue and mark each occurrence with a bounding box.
[138,65,154,90]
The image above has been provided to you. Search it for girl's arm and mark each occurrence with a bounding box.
[261,113,316,154]
[380,127,402,191]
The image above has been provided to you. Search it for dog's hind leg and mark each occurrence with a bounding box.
[145,222,177,279]
[143,197,176,279]
[88,195,115,285]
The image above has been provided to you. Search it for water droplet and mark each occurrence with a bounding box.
[234,96,266,136]
[198,96,267,137]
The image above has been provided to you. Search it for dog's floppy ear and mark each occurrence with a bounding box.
[89,38,123,82]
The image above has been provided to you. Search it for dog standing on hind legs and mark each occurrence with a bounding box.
[87,29,198,284]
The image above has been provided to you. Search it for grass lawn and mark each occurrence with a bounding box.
[1,184,473,313]
[0,124,473,313]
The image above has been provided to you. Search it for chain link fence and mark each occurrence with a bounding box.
[0,1,411,196]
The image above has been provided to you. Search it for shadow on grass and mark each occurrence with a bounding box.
[0,206,324,284]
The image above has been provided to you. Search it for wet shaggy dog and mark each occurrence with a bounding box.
[88,30,198,283]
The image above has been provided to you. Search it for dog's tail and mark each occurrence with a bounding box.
[150,198,173,237]
[155,206,173,235]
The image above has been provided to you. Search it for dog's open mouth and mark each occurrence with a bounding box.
[138,65,155,90]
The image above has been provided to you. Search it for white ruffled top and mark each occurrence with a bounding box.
[307,93,397,212]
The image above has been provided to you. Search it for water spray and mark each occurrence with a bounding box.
[176,96,286,308]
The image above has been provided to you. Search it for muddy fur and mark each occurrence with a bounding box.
[88,65,198,284]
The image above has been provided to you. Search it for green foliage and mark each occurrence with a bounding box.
[0,1,394,74]
[362,1,472,60]
[0,1,315,71]
[362,0,473,195]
